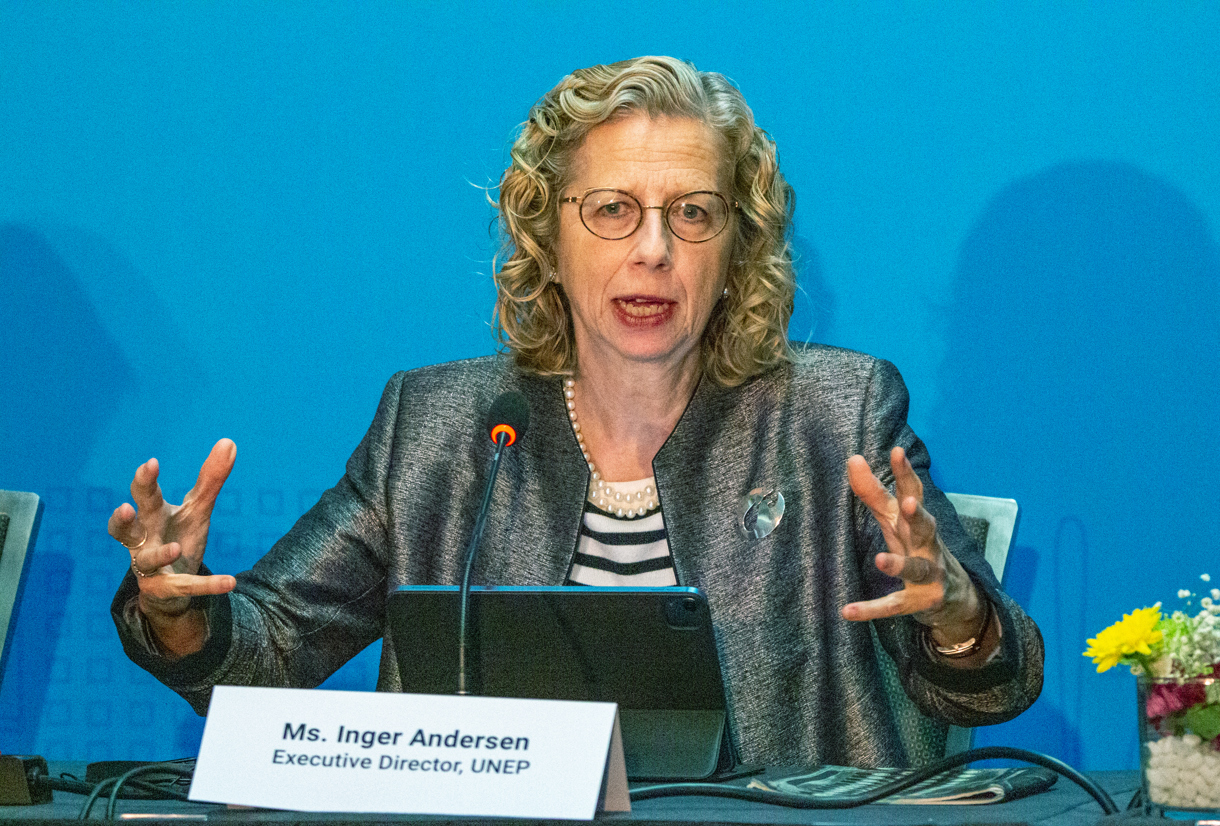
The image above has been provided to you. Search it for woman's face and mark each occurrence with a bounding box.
[555,113,735,376]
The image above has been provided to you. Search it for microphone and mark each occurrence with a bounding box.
[457,391,529,695]
[486,391,529,448]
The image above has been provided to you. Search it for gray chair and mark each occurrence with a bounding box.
[0,490,43,688]
[873,492,1020,764]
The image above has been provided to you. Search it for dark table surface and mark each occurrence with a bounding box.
[4,763,1149,825]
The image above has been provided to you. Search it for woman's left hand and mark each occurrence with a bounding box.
[840,446,985,643]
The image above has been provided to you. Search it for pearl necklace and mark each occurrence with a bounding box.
[564,378,660,519]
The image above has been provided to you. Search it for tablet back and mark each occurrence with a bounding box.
[386,585,731,779]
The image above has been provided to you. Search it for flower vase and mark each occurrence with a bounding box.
[1137,674,1220,811]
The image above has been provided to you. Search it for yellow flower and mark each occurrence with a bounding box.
[1083,606,1164,673]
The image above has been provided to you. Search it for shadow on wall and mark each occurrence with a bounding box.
[0,224,135,489]
[0,224,135,750]
[930,162,1220,768]
[1,222,214,758]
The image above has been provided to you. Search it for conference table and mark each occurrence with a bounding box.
[10,763,1145,824]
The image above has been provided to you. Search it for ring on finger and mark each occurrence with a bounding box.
[131,558,159,579]
[120,521,148,552]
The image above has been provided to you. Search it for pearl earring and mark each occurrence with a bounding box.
[722,287,729,298]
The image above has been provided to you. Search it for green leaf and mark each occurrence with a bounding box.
[1183,703,1220,742]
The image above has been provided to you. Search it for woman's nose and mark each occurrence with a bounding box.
[632,207,673,266]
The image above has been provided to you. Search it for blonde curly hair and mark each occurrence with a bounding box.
[494,55,795,387]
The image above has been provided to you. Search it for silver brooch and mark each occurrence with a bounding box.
[739,487,785,540]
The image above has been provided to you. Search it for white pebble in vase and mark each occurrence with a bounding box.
[1144,735,1220,810]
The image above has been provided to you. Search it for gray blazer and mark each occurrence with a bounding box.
[113,345,1043,767]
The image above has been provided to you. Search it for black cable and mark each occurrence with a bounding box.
[124,777,191,801]
[73,769,192,820]
[1126,786,1146,811]
[77,777,117,820]
[57,746,1114,816]
[49,773,185,800]
[43,775,94,796]
[105,764,196,820]
[630,746,1120,815]
[919,747,1117,814]
[18,764,88,799]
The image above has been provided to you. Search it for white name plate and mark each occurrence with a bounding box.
[189,686,629,819]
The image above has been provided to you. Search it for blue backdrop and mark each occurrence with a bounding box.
[2,2,1217,770]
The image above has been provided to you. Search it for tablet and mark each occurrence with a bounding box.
[386,585,733,780]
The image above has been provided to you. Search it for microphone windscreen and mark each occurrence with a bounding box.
[486,391,530,447]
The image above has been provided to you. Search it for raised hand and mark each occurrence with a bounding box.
[840,447,986,649]
[107,439,239,656]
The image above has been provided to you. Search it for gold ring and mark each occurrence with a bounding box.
[121,522,148,552]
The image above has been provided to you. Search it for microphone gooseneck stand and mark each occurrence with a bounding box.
[457,427,510,696]
[456,391,529,696]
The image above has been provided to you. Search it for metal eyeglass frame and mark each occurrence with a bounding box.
[559,188,738,243]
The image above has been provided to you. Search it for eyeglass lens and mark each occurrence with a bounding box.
[579,190,729,242]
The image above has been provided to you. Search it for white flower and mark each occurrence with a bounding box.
[1101,579,1220,679]
[1149,654,1173,678]
[1202,573,1212,582]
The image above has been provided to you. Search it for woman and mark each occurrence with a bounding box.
[108,56,1042,767]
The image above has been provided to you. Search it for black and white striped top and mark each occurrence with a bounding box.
[565,487,677,587]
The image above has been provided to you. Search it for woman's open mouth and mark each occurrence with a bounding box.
[613,297,675,325]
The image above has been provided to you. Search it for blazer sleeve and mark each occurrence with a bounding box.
[111,374,405,714]
[854,357,1044,727]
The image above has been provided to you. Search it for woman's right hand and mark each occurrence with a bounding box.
[107,438,239,657]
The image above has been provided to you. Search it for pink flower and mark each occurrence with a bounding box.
[1146,681,1207,720]
[1146,686,1177,719]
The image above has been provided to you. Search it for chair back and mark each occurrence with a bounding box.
[943,493,1019,588]
[873,493,1020,764]
[0,490,43,689]
[941,493,1019,755]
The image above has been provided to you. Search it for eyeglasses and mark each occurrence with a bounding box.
[560,188,736,243]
